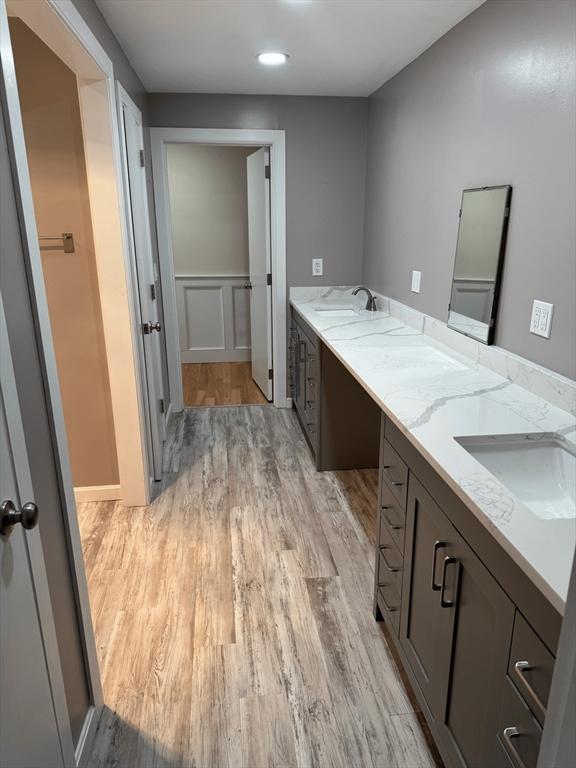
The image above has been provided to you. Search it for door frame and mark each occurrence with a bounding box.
[150,127,288,411]
[116,82,165,486]
[6,0,151,507]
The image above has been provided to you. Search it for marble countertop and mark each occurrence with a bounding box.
[290,289,576,613]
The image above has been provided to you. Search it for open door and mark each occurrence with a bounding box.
[118,86,165,481]
[246,147,273,401]
[0,291,73,767]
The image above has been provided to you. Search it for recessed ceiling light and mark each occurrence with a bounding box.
[257,52,289,66]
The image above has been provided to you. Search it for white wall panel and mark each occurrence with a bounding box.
[176,275,251,362]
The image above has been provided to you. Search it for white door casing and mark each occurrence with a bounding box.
[150,127,288,411]
[117,83,165,482]
[246,148,273,401]
[0,292,74,768]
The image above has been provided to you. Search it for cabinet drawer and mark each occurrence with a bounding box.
[377,583,400,635]
[498,678,542,768]
[508,611,554,725]
[381,440,408,507]
[378,542,402,596]
[380,484,406,554]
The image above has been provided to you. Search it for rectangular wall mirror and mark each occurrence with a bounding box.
[448,185,512,344]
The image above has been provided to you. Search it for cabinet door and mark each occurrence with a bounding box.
[440,532,515,768]
[400,477,458,722]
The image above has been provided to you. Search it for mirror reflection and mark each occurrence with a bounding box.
[448,185,512,344]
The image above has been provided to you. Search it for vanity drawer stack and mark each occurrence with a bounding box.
[373,415,560,768]
[374,423,409,636]
[497,611,555,768]
[291,313,319,454]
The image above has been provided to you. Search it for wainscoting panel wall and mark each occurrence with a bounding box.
[175,275,251,362]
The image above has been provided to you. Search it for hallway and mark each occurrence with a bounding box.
[79,406,438,768]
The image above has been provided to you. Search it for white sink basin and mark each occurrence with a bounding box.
[455,433,576,520]
[315,308,357,317]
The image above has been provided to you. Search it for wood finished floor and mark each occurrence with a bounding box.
[182,362,268,407]
[80,406,440,768]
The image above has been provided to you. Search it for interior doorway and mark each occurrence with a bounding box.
[162,142,271,406]
[151,127,288,412]
[5,1,150,507]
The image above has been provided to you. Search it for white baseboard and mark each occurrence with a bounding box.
[74,484,121,503]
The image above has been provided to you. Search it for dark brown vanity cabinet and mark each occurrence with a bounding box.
[374,418,560,768]
[290,316,319,452]
[290,308,380,470]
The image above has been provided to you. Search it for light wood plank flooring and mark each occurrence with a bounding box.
[80,406,440,768]
[182,362,268,406]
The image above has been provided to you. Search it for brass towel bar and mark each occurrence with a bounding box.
[38,232,75,253]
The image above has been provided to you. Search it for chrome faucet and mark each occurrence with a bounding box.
[352,286,378,311]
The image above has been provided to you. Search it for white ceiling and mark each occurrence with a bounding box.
[96,0,485,97]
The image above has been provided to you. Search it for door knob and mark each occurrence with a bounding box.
[1,500,39,537]
[142,321,162,334]
[244,282,252,290]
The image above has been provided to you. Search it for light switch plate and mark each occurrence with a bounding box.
[312,258,323,277]
[530,299,554,338]
[411,270,421,293]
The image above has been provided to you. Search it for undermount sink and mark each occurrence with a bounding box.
[315,307,357,317]
[455,433,576,520]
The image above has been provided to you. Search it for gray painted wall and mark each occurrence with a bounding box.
[147,94,369,290]
[362,0,576,379]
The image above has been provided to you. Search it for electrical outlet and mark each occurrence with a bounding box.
[411,270,421,293]
[530,300,553,338]
[312,258,323,277]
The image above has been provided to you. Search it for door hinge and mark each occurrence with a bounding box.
[267,272,272,286]
[159,398,165,414]
[265,165,271,180]
[268,368,273,380]
[139,149,145,167]
[150,284,156,300]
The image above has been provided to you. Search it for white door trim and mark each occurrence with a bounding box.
[150,127,288,410]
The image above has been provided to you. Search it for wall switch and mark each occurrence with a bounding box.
[312,258,323,277]
[411,270,422,293]
[530,299,553,338]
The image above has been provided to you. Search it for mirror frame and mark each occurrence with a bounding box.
[448,184,512,345]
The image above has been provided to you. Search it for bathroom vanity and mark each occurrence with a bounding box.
[290,288,575,768]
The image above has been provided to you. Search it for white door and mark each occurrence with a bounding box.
[0,294,71,768]
[118,87,165,481]
[247,148,273,401]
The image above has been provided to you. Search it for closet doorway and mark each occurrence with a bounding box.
[165,143,268,406]
[151,127,288,412]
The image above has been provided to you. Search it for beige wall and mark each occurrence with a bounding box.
[10,19,119,487]
[166,144,258,276]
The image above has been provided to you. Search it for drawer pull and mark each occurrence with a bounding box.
[380,546,400,573]
[431,540,446,591]
[440,556,459,608]
[502,726,529,768]
[391,480,404,487]
[379,590,399,613]
[382,507,403,531]
[514,661,546,720]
